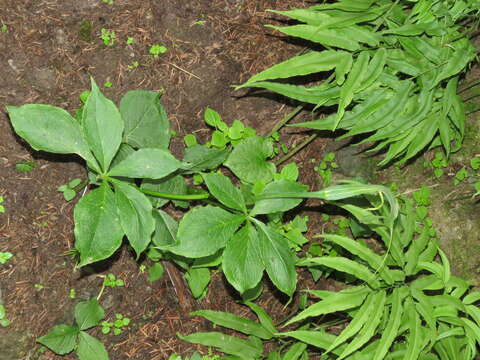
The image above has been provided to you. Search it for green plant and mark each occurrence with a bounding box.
[314,152,338,186]
[102,274,124,288]
[0,24,8,32]
[237,0,479,166]
[103,81,112,88]
[0,304,10,327]
[100,28,115,46]
[149,44,167,57]
[0,252,13,264]
[101,0,113,5]
[0,196,4,213]
[38,298,109,360]
[100,313,131,335]
[126,36,134,45]
[15,160,37,172]
[58,178,83,201]
[127,60,139,69]
[181,189,480,359]
[168,351,220,360]
[424,151,448,179]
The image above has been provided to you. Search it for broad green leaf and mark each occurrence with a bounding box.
[108,148,181,179]
[141,174,188,208]
[266,25,360,51]
[285,286,369,325]
[110,143,135,169]
[120,90,170,149]
[335,52,353,85]
[178,332,262,360]
[358,48,387,91]
[7,104,100,172]
[182,145,229,174]
[283,342,307,360]
[373,287,404,360]
[76,331,109,360]
[170,206,245,258]
[74,182,124,266]
[191,310,273,339]
[433,39,475,88]
[225,136,276,184]
[240,51,348,87]
[147,262,165,282]
[152,209,178,248]
[463,292,480,305]
[437,248,451,286]
[244,301,277,335]
[251,180,307,216]
[281,330,339,354]
[185,268,210,299]
[74,298,105,331]
[255,221,297,296]
[203,173,246,213]
[223,224,264,294]
[204,108,223,128]
[114,181,155,258]
[336,51,370,128]
[326,292,376,353]
[338,290,386,359]
[299,256,380,288]
[382,22,445,36]
[82,78,123,172]
[37,324,79,355]
[322,234,395,284]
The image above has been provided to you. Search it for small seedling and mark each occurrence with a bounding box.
[139,264,146,273]
[126,36,134,45]
[38,298,109,359]
[0,24,7,32]
[193,20,206,26]
[58,178,82,201]
[100,28,116,46]
[203,108,255,148]
[103,274,124,288]
[149,44,167,57]
[314,152,338,186]
[15,161,37,172]
[103,81,112,88]
[69,289,76,299]
[183,134,198,147]
[0,196,4,213]
[0,304,10,327]
[127,60,139,69]
[101,0,114,4]
[100,313,131,335]
[147,263,164,283]
[34,283,45,291]
[0,252,13,264]
[453,167,468,185]
[424,151,448,178]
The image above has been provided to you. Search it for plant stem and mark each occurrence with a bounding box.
[274,133,318,166]
[267,105,303,138]
[139,187,210,201]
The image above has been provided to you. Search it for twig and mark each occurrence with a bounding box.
[267,105,303,138]
[274,133,318,166]
[167,62,202,81]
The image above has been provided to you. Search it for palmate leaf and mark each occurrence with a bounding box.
[76,331,109,360]
[251,179,308,216]
[222,223,264,294]
[120,90,170,149]
[169,205,245,258]
[7,104,100,173]
[74,182,124,266]
[82,78,123,173]
[254,221,297,296]
[203,173,247,213]
[37,324,79,355]
[114,181,155,258]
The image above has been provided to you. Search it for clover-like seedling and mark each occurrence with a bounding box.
[38,298,109,359]
[101,313,131,335]
[149,44,167,57]
[100,28,116,46]
[314,152,338,186]
[58,178,82,201]
[103,273,124,288]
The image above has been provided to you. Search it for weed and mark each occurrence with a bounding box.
[103,81,112,88]
[0,252,13,264]
[126,36,134,45]
[100,28,115,46]
[15,160,36,172]
[34,284,44,291]
[101,0,113,4]
[127,60,139,69]
[0,196,4,213]
[58,178,82,201]
[101,313,131,335]
[0,304,10,327]
[0,24,7,32]
[69,289,76,299]
[149,44,167,57]
[314,152,338,186]
[102,274,124,288]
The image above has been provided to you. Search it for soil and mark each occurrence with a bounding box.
[0,0,479,360]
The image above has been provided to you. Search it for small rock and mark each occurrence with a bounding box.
[30,68,56,91]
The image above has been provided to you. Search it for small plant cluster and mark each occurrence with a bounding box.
[314,152,338,186]
[100,313,130,335]
[237,0,479,166]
